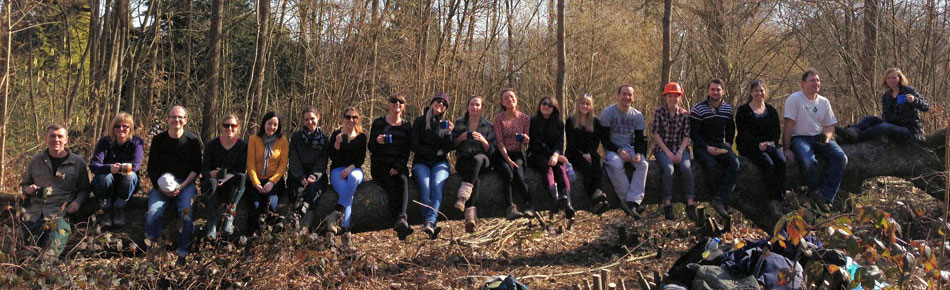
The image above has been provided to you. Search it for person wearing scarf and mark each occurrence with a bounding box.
[247,111,290,234]
[289,106,330,229]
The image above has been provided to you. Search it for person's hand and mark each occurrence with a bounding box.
[209,169,219,179]
[521,135,530,144]
[557,155,569,164]
[619,150,633,163]
[340,167,353,179]
[784,149,795,164]
[66,201,81,214]
[254,184,265,194]
[376,134,386,144]
[672,151,683,163]
[446,121,455,131]
[819,134,830,145]
[707,146,723,156]
[907,94,916,103]
[389,168,398,176]
[335,134,344,149]
[110,163,121,174]
[24,184,38,195]
[262,181,274,193]
[632,153,643,163]
[759,142,768,151]
[164,187,181,197]
[472,132,482,141]
[548,155,559,167]
[506,159,519,169]
[582,153,592,163]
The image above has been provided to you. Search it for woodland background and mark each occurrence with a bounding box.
[0,0,949,189]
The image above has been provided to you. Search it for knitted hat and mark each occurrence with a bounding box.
[430,93,450,107]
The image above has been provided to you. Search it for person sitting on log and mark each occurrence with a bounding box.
[411,93,455,239]
[369,94,414,240]
[690,78,740,218]
[452,96,495,233]
[528,96,576,220]
[599,85,650,218]
[324,107,367,251]
[735,80,786,217]
[652,82,696,220]
[145,105,202,266]
[246,111,289,234]
[493,88,536,220]
[20,123,91,262]
[200,114,247,239]
[783,69,848,213]
[288,106,330,230]
[89,112,143,228]
[839,67,930,143]
[566,94,608,216]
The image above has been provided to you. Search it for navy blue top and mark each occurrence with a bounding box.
[89,135,145,175]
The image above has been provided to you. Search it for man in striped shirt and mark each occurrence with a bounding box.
[690,78,739,218]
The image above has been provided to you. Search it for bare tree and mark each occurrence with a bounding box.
[201,0,223,141]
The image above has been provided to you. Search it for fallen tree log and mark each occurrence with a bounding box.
[2,130,945,244]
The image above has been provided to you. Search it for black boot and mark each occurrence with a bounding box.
[560,187,575,220]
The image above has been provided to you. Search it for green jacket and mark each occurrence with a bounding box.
[20,149,91,222]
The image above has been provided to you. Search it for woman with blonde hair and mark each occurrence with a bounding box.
[410,93,455,239]
[324,107,367,250]
[565,94,608,215]
[843,68,930,143]
[89,112,143,228]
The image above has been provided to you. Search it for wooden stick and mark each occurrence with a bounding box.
[593,274,603,290]
[584,279,592,290]
[601,269,611,290]
[619,279,627,290]
[607,283,617,290]
[637,271,651,290]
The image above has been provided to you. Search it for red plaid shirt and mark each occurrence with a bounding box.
[652,106,690,151]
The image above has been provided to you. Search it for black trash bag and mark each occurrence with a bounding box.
[667,237,724,285]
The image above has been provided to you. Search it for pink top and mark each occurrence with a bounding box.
[492,111,530,151]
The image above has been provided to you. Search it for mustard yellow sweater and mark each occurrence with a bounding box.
[247,134,290,185]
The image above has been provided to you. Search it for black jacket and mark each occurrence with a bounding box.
[411,108,455,167]
[368,116,411,174]
[202,137,248,178]
[147,130,202,186]
[528,113,564,167]
[565,116,602,158]
[881,86,929,136]
[452,115,496,159]
[288,127,330,180]
[328,130,367,170]
[735,102,781,157]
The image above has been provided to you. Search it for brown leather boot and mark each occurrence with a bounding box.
[455,182,474,212]
[464,207,477,233]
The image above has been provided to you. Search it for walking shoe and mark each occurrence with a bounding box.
[424,224,441,240]
[663,205,674,220]
[506,204,524,220]
[686,204,698,221]
[324,210,341,235]
[394,216,413,241]
[808,190,831,213]
[99,200,113,227]
[464,207,477,233]
[711,200,730,218]
[340,230,353,252]
[624,201,641,219]
[591,201,609,215]
[222,214,236,236]
[591,189,608,203]
[560,188,576,220]
[112,207,125,227]
[521,204,537,218]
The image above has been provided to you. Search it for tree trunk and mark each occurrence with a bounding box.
[247,0,270,133]
[554,0,566,121]
[200,0,223,142]
[660,0,672,91]
[0,1,11,187]
[861,0,878,108]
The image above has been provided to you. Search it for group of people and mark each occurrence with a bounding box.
[19,68,927,265]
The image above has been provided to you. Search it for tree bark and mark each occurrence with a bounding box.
[200,0,223,142]
[862,0,878,108]
[247,0,270,133]
[554,0,566,120]
[0,0,11,187]
[660,0,672,91]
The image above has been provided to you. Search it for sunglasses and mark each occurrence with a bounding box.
[390,98,405,105]
[344,115,360,120]
[541,101,556,108]
[114,125,131,129]
[221,123,238,128]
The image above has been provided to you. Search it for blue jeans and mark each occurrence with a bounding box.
[145,180,197,257]
[790,135,848,202]
[693,143,739,204]
[413,162,450,226]
[92,173,139,209]
[330,167,364,228]
[654,148,695,201]
[855,116,914,142]
[743,145,787,201]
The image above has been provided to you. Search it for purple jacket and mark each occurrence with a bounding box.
[89,135,144,175]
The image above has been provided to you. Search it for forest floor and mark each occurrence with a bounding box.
[2,177,948,289]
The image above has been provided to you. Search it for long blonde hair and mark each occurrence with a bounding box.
[106,112,135,143]
[572,94,595,132]
[881,67,909,90]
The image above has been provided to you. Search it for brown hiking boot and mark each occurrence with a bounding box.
[464,207,477,233]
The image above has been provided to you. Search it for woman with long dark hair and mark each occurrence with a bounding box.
[369,94,414,240]
[246,111,289,234]
[528,96,575,220]
[452,96,495,233]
